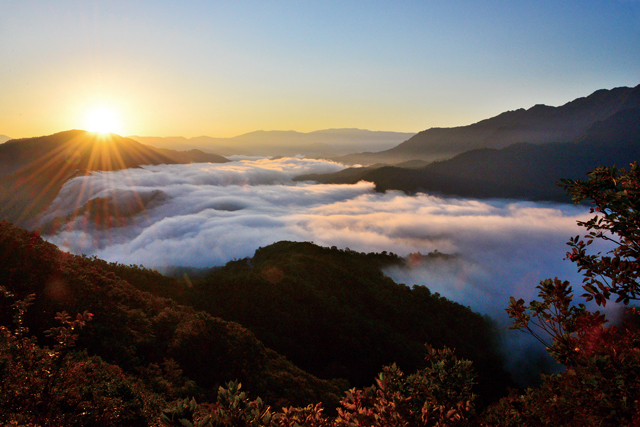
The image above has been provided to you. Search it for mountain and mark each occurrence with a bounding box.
[130,128,416,158]
[0,134,11,144]
[576,107,640,145]
[338,84,640,165]
[0,220,345,415]
[168,241,513,405]
[297,117,640,201]
[0,129,229,178]
[0,130,229,227]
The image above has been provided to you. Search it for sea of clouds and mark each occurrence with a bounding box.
[42,157,607,324]
[42,157,619,382]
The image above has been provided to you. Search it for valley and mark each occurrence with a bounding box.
[1,84,639,425]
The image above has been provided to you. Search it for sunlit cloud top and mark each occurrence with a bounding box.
[42,158,594,320]
[1,1,639,138]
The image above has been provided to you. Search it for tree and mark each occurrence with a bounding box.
[160,345,476,427]
[0,286,155,426]
[335,345,476,427]
[561,161,640,305]
[507,162,640,361]
[491,163,640,425]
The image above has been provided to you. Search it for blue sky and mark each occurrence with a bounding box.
[1,0,639,137]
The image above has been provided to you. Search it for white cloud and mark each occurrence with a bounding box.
[42,158,612,381]
[43,158,595,324]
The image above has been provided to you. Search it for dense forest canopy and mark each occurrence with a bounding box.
[170,241,511,401]
[0,218,508,425]
[2,162,640,425]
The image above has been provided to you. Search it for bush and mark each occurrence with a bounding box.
[483,163,640,425]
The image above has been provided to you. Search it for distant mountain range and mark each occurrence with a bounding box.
[2,84,639,227]
[129,128,416,158]
[0,130,229,227]
[298,101,640,201]
[0,135,11,144]
[338,84,640,165]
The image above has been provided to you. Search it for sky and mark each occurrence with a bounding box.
[1,0,639,139]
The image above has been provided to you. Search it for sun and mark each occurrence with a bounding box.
[83,107,123,134]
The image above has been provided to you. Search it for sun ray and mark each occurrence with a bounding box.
[13,133,88,224]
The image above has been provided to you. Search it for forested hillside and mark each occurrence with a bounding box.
[169,242,512,403]
[0,220,344,424]
[3,163,640,425]
[0,219,510,424]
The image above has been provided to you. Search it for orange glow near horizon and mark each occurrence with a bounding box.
[10,129,153,232]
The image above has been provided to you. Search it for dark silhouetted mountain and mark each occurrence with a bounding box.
[338,84,640,165]
[576,107,640,145]
[0,129,229,178]
[298,86,640,200]
[130,128,415,158]
[298,136,640,201]
[0,130,229,227]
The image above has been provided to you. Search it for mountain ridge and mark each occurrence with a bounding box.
[129,128,416,158]
[297,125,640,201]
[337,84,640,165]
[297,103,640,200]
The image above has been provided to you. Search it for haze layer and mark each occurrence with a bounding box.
[41,158,595,318]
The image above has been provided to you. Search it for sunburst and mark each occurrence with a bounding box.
[83,107,123,134]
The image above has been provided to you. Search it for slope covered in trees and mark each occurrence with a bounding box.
[0,219,509,425]
[0,220,345,423]
[162,242,512,406]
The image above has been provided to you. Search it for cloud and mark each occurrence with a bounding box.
[43,158,597,324]
[43,157,612,382]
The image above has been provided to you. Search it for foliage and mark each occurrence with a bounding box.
[161,381,327,427]
[335,345,475,427]
[507,278,596,366]
[0,286,156,426]
[160,397,212,427]
[159,345,476,427]
[561,162,640,305]
[136,358,199,402]
[497,285,640,425]
[274,403,329,427]
[0,220,345,413]
[487,163,640,425]
[208,381,274,426]
[180,241,510,402]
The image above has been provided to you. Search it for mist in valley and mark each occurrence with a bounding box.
[42,158,595,323]
[42,157,618,385]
